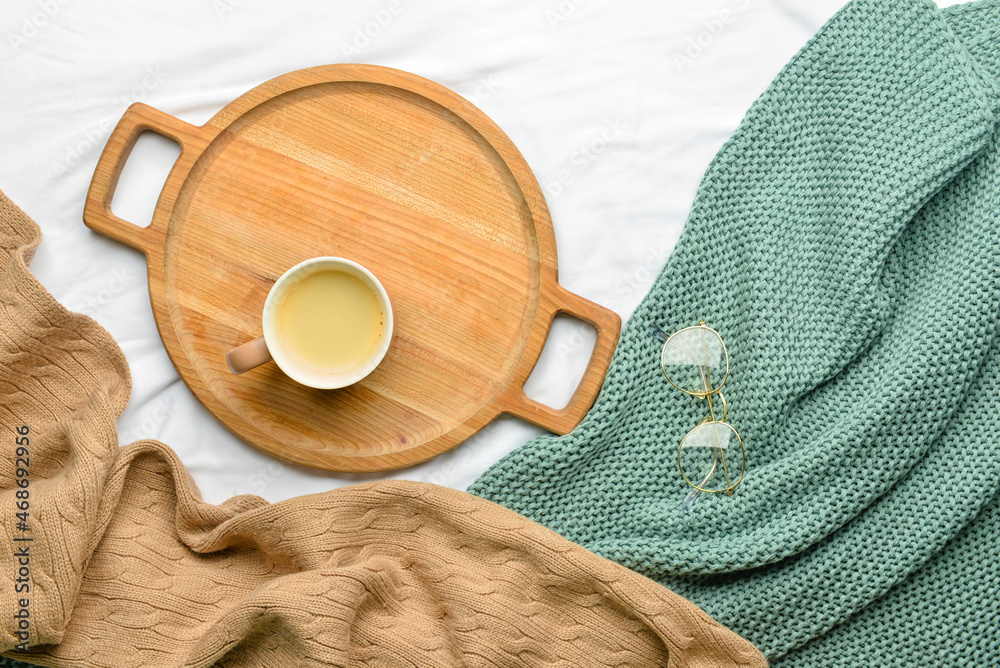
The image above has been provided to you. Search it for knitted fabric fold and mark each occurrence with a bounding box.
[470,0,1000,664]
[0,191,766,666]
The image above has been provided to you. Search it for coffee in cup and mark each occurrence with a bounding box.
[227,257,393,389]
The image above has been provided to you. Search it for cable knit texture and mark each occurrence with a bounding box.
[0,194,765,665]
[470,0,1000,665]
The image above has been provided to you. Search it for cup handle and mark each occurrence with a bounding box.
[227,337,273,374]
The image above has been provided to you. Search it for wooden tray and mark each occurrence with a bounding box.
[83,64,621,472]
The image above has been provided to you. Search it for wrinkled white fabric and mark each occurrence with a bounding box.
[0,0,853,503]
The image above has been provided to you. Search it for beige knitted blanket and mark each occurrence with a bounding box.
[0,190,766,668]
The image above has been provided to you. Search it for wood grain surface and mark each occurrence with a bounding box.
[83,64,621,472]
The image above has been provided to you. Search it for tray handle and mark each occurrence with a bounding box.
[84,103,207,256]
[502,283,621,435]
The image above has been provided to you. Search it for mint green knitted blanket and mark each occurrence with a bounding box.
[471,0,1000,664]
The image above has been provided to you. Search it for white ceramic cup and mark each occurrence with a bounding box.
[226,257,393,389]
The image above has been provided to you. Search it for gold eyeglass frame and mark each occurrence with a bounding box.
[659,321,745,497]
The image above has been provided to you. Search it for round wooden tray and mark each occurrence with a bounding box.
[83,64,621,472]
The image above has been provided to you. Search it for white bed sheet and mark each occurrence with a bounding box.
[3,0,952,505]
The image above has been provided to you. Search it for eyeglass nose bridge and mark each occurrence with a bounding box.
[701,389,728,422]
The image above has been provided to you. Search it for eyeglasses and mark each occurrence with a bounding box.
[651,320,745,508]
